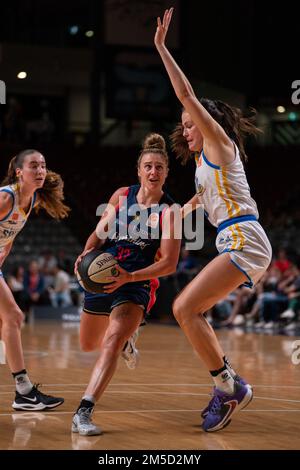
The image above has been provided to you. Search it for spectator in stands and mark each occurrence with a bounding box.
[57,249,72,275]
[280,259,300,328]
[245,267,280,326]
[175,247,199,290]
[37,250,57,289]
[49,264,72,308]
[23,260,47,306]
[273,248,291,275]
[7,266,28,318]
[219,286,257,327]
[254,265,294,328]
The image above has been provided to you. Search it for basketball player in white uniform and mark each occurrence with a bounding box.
[155,9,272,432]
[0,149,69,410]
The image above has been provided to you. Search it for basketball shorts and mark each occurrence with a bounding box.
[83,279,159,316]
[216,220,272,288]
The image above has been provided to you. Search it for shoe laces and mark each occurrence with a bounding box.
[78,407,93,425]
[124,331,138,352]
[127,343,134,354]
[123,339,135,357]
[204,387,216,411]
[32,383,52,399]
[204,395,214,412]
[209,395,223,415]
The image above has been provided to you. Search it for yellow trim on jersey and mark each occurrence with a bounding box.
[234,223,245,250]
[214,170,245,251]
[18,207,27,217]
[227,224,245,251]
[10,184,25,217]
[229,225,239,250]
[194,152,201,166]
[214,170,232,217]
[221,168,241,217]
[13,184,32,219]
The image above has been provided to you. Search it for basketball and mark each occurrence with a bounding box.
[76,250,120,293]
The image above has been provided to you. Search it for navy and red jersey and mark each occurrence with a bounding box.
[101,184,175,272]
[83,185,175,313]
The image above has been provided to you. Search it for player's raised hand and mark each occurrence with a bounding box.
[154,7,174,49]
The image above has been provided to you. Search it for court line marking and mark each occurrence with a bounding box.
[0,389,299,403]
[0,408,300,418]
[1,382,300,388]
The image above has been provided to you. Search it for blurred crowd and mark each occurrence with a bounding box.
[206,248,300,332]
[4,245,300,333]
[5,251,82,322]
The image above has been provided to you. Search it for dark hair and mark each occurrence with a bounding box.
[1,149,70,219]
[170,99,262,165]
[3,149,38,182]
[137,133,169,168]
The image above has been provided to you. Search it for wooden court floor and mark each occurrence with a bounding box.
[0,321,299,450]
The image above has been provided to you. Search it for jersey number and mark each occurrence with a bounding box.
[115,247,131,262]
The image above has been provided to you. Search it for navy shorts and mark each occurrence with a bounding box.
[83,280,159,316]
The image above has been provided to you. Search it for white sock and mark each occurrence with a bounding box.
[14,373,33,395]
[212,369,235,394]
[223,356,237,378]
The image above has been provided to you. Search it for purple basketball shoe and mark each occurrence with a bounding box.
[201,375,252,419]
[202,381,253,432]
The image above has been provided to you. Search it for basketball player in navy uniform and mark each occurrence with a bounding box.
[72,134,181,435]
[0,150,69,410]
[155,9,272,432]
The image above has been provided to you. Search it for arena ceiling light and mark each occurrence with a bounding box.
[17,71,27,79]
[69,25,79,35]
[276,106,286,113]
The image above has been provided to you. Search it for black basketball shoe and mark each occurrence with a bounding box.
[12,384,64,411]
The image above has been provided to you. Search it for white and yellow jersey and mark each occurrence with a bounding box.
[194,142,258,228]
[0,184,37,249]
[195,143,272,287]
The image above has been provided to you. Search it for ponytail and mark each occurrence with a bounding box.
[170,123,191,165]
[170,99,262,165]
[1,150,37,185]
[212,100,262,162]
[4,156,18,184]
[36,170,70,220]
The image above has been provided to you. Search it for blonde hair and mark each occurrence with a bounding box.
[1,150,70,220]
[137,133,169,168]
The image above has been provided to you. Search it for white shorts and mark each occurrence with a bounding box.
[216,220,272,288]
